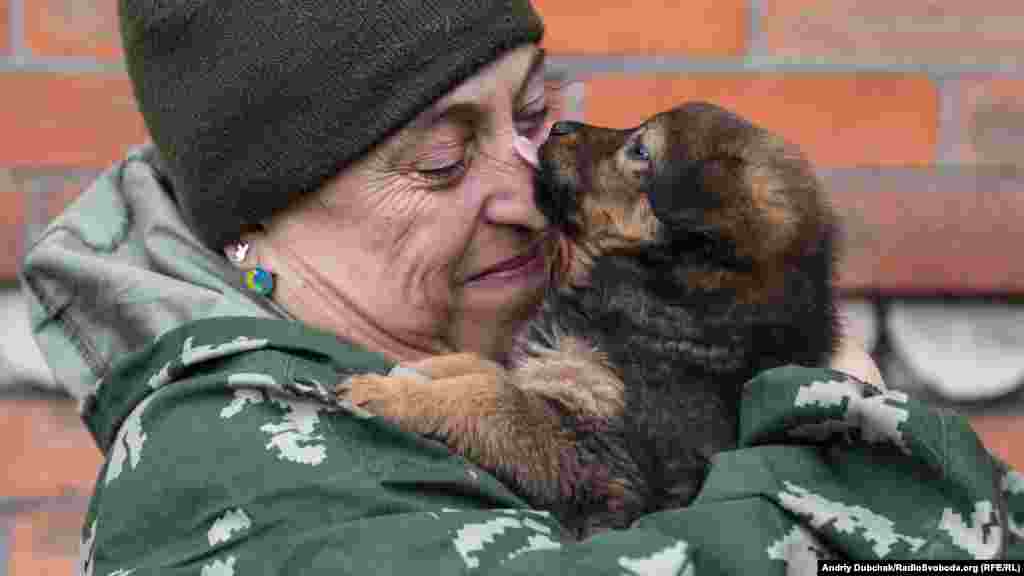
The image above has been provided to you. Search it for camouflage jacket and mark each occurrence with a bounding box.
[21,147,1024,575]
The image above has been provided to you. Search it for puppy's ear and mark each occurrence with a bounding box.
[647,155,720,232]
[647,101,758,232]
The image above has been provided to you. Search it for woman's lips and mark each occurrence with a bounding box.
[466,239,547,284]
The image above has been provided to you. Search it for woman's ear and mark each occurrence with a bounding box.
[224,223,268,263]
[224,242,250,264]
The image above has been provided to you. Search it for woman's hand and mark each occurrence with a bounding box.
[829,333,885,387]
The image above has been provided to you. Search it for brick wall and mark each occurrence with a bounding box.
[1,1,1023,572]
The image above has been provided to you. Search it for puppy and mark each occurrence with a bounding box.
[336,102,840,539]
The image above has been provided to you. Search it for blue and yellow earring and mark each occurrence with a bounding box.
[244,267,275,297]
[228,242,275,297]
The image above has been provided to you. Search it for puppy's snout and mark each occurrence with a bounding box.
[549,121,583,137]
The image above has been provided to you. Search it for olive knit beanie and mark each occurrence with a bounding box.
[119,0,544,249]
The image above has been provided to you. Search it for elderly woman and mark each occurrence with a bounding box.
[21,0,1021,573]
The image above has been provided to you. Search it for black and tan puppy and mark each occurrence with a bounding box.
[336,102,840,539]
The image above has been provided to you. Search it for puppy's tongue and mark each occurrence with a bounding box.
[513,135,540,169]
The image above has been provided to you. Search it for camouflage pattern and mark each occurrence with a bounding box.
[67,316,1023,575]
[22,147,1024,575]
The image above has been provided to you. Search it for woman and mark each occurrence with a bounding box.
[21,0,1020,573]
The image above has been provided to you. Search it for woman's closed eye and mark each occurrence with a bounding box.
[414,139,469,185]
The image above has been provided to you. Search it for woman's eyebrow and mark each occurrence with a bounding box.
[385,105,475,165]
[411,95,476,134]
[391,46,548,159]
[420,48,548,126]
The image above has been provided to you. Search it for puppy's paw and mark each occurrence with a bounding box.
[334,372,391,409]
[513,335,625,424]
[334,371,436,433]
[332,358,511,441]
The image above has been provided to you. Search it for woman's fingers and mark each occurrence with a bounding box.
[830,334,885,387]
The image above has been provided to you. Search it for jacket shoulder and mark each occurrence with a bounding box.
[84,316,396,451]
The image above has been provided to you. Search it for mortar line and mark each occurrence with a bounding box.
[544,66,586,122]
[934,74,963,166]
[22,171,51,265]
[0,515,9,576]
[8,0,25,67]
[0,495,91,516]
[818,165,1024,194]
[747,0,764,59]
[0,55,123,74]
[546,55,1024,77]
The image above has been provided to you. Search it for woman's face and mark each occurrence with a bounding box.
[251,44,556,364]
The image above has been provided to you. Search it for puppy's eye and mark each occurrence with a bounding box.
[626,140,650,162]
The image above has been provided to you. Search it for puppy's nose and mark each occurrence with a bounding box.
[549,121,583,136]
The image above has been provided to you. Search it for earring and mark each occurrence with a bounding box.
[228,242,274,297]
[244,267,275,297]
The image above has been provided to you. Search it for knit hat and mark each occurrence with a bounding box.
[119,0,544,250]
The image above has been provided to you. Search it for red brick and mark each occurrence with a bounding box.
[583,74,938,168]
[829,175,1024,294]
[946,76,1024,167]
[0,399,103,498]
[2,168,98,251]
[37,170,97,222]
[24,0,121,60]
[46,179,85,222]
[0,171,27,281]
[533,0,748,57]
[8,509,85,576]
[0,73,148,169]
[970,415,1024,472]
[0,0,10,56]
[760,0,1024,67]
[0,168,99,281]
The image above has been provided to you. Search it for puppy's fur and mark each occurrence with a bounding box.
[336,102,839,539]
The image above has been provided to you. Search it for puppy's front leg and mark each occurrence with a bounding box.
[335,354,572,506]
